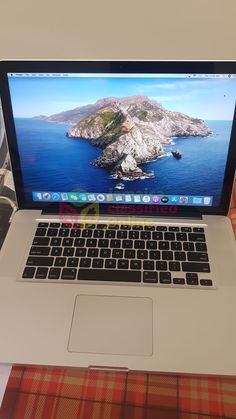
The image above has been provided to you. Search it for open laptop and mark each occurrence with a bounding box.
[0,60,236,375]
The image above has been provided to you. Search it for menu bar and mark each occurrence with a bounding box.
[8,73,236,79]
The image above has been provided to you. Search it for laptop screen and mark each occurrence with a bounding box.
[6,70,236,210]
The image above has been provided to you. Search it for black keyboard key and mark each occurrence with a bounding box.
[159,241,169,250]
[67,258,79,267]
[187,252,208,262]
[137,250,148,259]
[105,259,116,269]
[105,230,116,238]
[164,232,175,241]
[86,238,97,247]
[36,227,47,236]
[85,224,96,229]
[78,269,141,282]
[94,230,104,238]
[120,225,131,230]
[73,223,84,229]
[124,249,135,259]
[147,241,157,250]
[75,248,87,257]
[82,229,92,238]
[150,250,160,260]
[88,248,99,258]
[35,267,48,279]
[50,222,60,228]
[162,251,173,260]
[117,230,127,239]
[51,247,63,256]
[108,224,119,229]
[156,226,167,231]
[62,238,73,247]
[181,227,192,232]
[110,239,121,248]
[175,251,186,261]
[195,242,207,252]
[169,226,179,232]
[38,222,49,228]
[171,242,182,251]
[118,260,129,269]
[193,227,204,232]
[200,279,213,286]
[188,233,206,242]
[54,257,66,267]
[123,240,133,248]
[143,261,154,270]
[129,231,139,239]
[80,258,91,268]
[169,261,180,271]
[176,233,187,241]
[186,273,198,280]
[74,238,85,247]
[30,246,50,256]
[112,249,123,258]
[186,276,199,285]
[97,224,108,229]
[144,225,155,231]
[173,278,185,285]
[48,267,61,279]
[92,259,104,268]
[143,271,158,283]
[63,247,75,257]
[70,229,81,237]
[141,231,151,240]
[23,266,36,278]
[134,240,145,249]
[182,262,210,273]
[98,239,109,248]
[50,237,62,246]
[58,228,70,237]
[33,237,50,246]
[183,242,194,251]
[132,225,143,230]
[160,272,171,284]
[27,256,53,267]
[100,248,111,258]
[152,232,163,240]
[61,268,77,280]
[130,260,141,270]
[156,261,167,271]
[47,228,58,237]
[62,223,72,228]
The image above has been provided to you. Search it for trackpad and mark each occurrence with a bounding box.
[68,295,153,356]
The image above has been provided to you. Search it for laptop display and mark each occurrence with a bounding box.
[6,70,236,209]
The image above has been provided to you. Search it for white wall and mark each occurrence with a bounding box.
[0,0,235,60]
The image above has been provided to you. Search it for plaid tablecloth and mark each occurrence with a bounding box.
[1,181,236,419]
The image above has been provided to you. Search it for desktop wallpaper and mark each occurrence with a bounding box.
[8,75,236,205]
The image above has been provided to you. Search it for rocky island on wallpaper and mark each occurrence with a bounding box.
[35,96,212,180]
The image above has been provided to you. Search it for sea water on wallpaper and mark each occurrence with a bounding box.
[14,118,231,200]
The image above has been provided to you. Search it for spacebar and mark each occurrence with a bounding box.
[78,269,141,282]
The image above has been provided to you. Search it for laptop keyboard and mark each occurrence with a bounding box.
[21,222,214,288]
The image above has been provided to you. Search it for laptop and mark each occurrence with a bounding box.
[0,60,236,375]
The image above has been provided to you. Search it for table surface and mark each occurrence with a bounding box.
[0,182,236,419]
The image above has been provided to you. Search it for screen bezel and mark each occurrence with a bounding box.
[0,60,236,216]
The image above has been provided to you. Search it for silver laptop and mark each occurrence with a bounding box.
[0,60,236,375]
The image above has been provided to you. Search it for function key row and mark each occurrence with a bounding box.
[35,228,206,243]
[38,222,204,233]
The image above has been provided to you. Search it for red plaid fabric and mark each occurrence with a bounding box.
[1,366,236,418]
